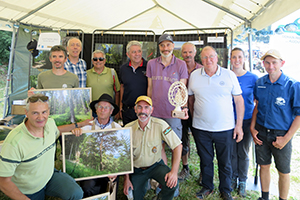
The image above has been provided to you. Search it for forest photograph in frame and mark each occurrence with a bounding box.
[81,192,110,200]
[33,88,91,126]
[62,127,133,181]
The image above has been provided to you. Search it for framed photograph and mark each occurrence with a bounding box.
[62,127,133,181]
[33,88,91,126]
[81,192,110,200]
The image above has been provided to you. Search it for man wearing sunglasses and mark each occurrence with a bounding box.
[65,37,87,88]
[35,45,79,89]
[0,94,83,200]
[87,50,120,118]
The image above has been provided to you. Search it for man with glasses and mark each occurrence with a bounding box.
[188,46,244,200]
[0,94,83,200]
[71,93,121,198]
[65,37,87,88]
[119,41,148,126]
[123,96,182,200]
[87,50,120,118]
[35,45,79,89]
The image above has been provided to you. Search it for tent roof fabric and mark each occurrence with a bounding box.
[0,0,299,34]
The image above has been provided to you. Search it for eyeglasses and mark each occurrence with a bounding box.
[201,55,216,60]
[93,57,105,61]
[27,96,49,103]
[97,105,111,110]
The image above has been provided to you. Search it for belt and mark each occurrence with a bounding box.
[122,104,134,110]
[256,123,286,134]
[139,166,150,170]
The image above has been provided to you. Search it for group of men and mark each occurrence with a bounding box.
[0,34,299,200]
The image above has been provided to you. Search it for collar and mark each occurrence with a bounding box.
[157,54,176,67]
[201,65,220,76]
[91,66,108,74]
[67,57,80,65]
[136,117,152,132]
[95,117,113,129]
[263,71,286,85]
[22,118,49,139]
[129,59,143,67]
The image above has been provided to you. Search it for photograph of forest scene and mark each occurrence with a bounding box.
[81,192,109,200]
[62,127,132,181]
[33,88,91,126]
[0,126,12,142]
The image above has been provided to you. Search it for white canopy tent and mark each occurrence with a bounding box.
[0,0,300,34]
[1,0,300,118]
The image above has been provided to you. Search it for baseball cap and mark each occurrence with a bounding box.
[260,49,283,60]
[135,96,152,106]
[158,34,174,44]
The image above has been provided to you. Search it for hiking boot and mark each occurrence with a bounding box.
[198,172,203,186]
[195,187,213,199]
[220,191,233,200]
[178,168,190,181]
[238,181,247,197]
[230,178,237,190]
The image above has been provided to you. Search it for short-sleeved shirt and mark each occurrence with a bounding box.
[64,58,87,88]
[37,70,79,89]
[0,118,59,194]
[254,72,300,130]
[119,58,148,107]
[146,55,188,118]
[125,117,181,168]
[86,67,121,101]
[81,118,121,131]
[188,66,242,131]
[234,71,258,120]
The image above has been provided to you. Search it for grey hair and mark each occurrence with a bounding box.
[92,50,106,59]
[200,46,218,57]
[181,42,197,53]
[67,37,82,47]
[25,94,49,111]
[126,41,142,53]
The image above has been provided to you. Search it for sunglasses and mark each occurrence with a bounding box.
[27,96,49,103]
[93,57,105,61]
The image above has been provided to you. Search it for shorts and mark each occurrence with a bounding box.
[255,123,292,174]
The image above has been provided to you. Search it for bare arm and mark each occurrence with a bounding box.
[147,78,152,98]
[273,115,300,149]
[119,84,124,119]
[0,177,30,200]
[250,101,262,145]
[233,95,244,143]
[164,144,182,188]
[58,119,93,134]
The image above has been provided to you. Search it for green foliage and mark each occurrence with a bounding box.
[0,30,12,65]
[30,75,38,88]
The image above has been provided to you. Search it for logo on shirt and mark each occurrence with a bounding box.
[163,126,172,135]
[219,81,225,86]
[275,97,285,106]
[152,146,157,153]
[62,84,67,88]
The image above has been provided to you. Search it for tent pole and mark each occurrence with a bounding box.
[3,27,17,118]
[248,23,253,72]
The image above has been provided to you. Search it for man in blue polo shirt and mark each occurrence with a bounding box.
[250,49,300,200]
[119,41,148,126]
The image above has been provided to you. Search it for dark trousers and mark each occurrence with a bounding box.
[192,127,233,193]
[231,119,252,182]
[181,110,192,156]
[130,160,177,200]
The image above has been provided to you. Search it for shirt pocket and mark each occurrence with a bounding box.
[147,140,161,157]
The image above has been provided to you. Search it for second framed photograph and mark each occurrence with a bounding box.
[62,127,133,181]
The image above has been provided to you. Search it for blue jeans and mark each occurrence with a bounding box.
[25,169,83,200]
[192,128,233,193]
[130,160,178,200]
[231,119,252,182]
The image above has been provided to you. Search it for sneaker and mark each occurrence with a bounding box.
[178,168,190,181]
[195,187,213,199]
[230,178,237,190]
[220,192,233,200]
[238,181,247,197]
[198,172,203,186]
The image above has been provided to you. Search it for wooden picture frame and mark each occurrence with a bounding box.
[81,192,110,200]
[33,88,91,126]
[62,127,133,181]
